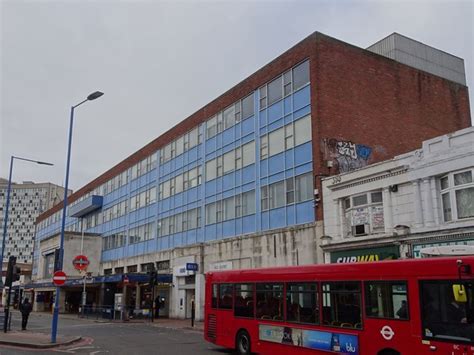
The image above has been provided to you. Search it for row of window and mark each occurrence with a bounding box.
[103,222,155,250]
[261,173,313,211]
[157,207,201,237]
[130,187,157,212]
[206,94,255,139]
[205,141,256,181]
[260,115,311,160]
[159,167,202,200]
[205,190,256,225]
[259,60,309,109]
[160,126,201,164]
[212,280,407,329]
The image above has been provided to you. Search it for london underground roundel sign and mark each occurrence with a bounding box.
[72,255,90,271]
[53,270,67,286]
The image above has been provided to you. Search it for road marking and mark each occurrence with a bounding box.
[90,351,108,354]
[66,345,95,351]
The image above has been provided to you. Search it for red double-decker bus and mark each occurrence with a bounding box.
[204,257,474,355]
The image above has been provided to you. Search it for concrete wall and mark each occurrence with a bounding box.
[101,222,323,320]
[34,232,102,282]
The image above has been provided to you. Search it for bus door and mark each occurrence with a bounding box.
[419,279,474,354]
[363,281,415,354]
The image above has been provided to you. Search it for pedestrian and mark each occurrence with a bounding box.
[396,300,408,319]
[154,296,160,319]
[20,298,32,330]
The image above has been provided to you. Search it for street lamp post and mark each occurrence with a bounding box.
[51,91,103,343]
[1,156,54,288]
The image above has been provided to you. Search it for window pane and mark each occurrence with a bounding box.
[353,195,368,206]
[207,116,217,138]
[219,284,233,310]
[242,141,255,167]
[188,127,199,149]
[322,282,362,329]
[293,60,310,90]
[235,284,254,318]
[242,93,254,119]
[294,115,312,146]
[269,127,285,157]
[268,76,283,105]
[440,176,449,190]
[206,203,216,225]
[365,282,408,320]
[442,193,452,221]
[287,283,319,324]
[223,151,235,174]
[296,173,313,203]
[270,181,285,209]
[223,105,235,130]
[456,187,474,219]
[224,197,235,220]
[371,192,383,203]
[454,171,473,186]
[420,280,473,342]
[256,283,284,320]
[175,174,183,194]
[175,136,184,156]
[242,190,255,215]
[206,159,217,181]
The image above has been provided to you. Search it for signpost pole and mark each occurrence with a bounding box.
[80,219,86,317]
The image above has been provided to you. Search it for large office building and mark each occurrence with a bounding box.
[0,179,67,264]
[32,32,471,320]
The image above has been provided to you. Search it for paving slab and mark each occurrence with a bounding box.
[0,331,81,349]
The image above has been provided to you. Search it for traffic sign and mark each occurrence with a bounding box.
[186,263,198,272]
[72,255,90,271]
[53,271,67,286]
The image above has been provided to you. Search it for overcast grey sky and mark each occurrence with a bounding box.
[1,0,473,192]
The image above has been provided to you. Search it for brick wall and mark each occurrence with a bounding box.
[311,34,471,219]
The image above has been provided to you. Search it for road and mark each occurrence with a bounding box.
[0,312,230,355]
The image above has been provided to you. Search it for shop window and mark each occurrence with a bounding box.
[365,281,408,320]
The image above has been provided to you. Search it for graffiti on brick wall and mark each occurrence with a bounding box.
[322,138,373,173]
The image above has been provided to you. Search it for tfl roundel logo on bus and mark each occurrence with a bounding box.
[380,325,395,340]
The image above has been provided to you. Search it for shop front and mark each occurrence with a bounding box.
[330,245,400,263]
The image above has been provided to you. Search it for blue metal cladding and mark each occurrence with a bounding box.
[35,72,313,266]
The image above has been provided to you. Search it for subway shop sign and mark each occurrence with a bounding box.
[331,246,399,263]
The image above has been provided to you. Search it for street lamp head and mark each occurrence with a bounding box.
[87,91,104,101]
[37,161,54,166]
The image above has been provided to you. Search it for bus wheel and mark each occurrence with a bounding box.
[236,330,251,355]
[378,349,400,355]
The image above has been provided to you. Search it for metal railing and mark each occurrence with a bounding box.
[78,305,114,320]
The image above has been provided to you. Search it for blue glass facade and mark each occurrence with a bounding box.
[34,60,314,274]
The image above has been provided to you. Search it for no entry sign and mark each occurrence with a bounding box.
[72,255,90,271]
[53,271,67,286]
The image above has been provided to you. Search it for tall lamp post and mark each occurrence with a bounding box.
[1,156,54,288]
[51,91,103,343]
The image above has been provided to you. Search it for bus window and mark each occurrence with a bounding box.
[420,280,474,343]
[256,283,284,321]
[234,284,254,318]
[365,281,408,320]
[212,284,218,308]
[219,284,233,310]
[322,281,362,329]
[286,283,319,324]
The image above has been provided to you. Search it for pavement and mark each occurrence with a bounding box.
[0,331,81,349]
[0,312,204,350]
